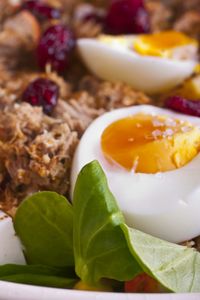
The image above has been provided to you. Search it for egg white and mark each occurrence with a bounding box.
[71,105,200,243]
[77,37,196,94]
[0,210,25,265]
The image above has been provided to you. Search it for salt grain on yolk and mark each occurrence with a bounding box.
[101,114,200,173]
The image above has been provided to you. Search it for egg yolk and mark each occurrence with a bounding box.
[98,34,128,47]
[167,75,200,101]
[101,114,200,173]
[133,31,198,58]
[194,64,200,74]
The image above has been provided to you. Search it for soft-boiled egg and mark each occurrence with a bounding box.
[71,105,200,243]
[0,210,25,265]
[77,31,198,94]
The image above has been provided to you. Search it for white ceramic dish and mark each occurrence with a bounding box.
[0,281,199,300]
[0,211,25,265]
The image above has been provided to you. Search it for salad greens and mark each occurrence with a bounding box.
[122,226,200,292]
[0,160,199,292]
[0,265,77,288]
[0,274,76,288]
[14,191,74,267]
[73,160,141,285]
[73,161,200,292]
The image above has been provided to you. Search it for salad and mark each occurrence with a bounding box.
[1,160,200,293]
[0,0,200,295]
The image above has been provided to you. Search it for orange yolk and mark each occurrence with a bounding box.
[101,114,200,173]
[133,31,198,58]
[167,75,200,101]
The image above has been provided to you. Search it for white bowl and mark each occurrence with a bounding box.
[0,281,199,300]
[0,211,25,265]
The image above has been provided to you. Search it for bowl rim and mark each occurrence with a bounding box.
[0,280,200,300]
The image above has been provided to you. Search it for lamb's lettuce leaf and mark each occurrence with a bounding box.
[12,161,200,293]
[14,192,74,267]
[0,264,75,278]
[0,274,76,288]
[73,160,200,292]
[121,225,200,293]
[0,264,77,288]
[73,160,142,285]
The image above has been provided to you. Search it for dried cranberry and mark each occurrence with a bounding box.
[165,96,200,117]
[22,0,61,21]
[37,24,75,72]
[105,0,150,35]
[22,78,59,114]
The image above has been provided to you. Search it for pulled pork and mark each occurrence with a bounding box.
[147,0,200,39]
[0,11,40,69]
[0,103,78,212]
[0,70,151,213]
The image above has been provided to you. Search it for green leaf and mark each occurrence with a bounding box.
[12,161,200,293]
[0,264,75,278]
[73,160,142,285]
[0,264,77,288]
[0,274,76,289]
[121,225,200,293]
[14,191,74,267]
[73,160,200,292]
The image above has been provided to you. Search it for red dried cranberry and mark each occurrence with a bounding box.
[105,0,150,35]
[37,24,75,72]
[22,0,61,21]
[22,78,59,114]
[165,96,200,117]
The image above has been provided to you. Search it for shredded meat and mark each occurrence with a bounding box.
[79,76,151,110]
[72,3,105,38]
[147,0,200,39]
[53,96,104,136]
[0,0,21,25]
[0,69,71,109]
[174,11,200,39]
[0,103,78,213]
[0,11,40,69]
[0,69,151,213]
[146,1,173,31]
[163,0,200,12]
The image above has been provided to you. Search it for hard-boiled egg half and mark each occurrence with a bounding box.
[78,31,198,94]
[71,105,200,243]
[0,210,25,264]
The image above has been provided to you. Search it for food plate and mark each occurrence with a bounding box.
[1,0,200,298]
[0,281,199,300]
